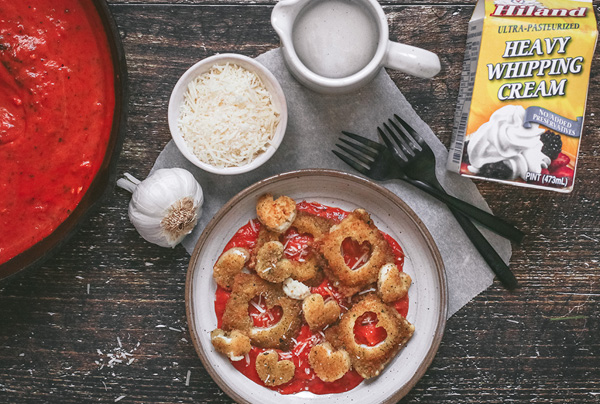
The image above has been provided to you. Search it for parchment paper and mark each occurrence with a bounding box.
[150,48,511,318]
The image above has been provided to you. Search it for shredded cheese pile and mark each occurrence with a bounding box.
[178,63,281,168]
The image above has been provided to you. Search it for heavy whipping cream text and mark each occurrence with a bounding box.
[448,0,597,193]
[488,36,582,100]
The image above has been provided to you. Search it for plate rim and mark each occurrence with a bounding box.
[185,168,447,403]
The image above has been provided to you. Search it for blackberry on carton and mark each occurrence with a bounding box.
[540,131,562,161]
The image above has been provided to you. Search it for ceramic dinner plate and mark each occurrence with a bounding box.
[186,169,447,404]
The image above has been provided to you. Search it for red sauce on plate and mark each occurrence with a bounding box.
[214,201,409,394]
[0,0,115,264]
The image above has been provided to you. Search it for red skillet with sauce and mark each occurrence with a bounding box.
[0,0,126,279]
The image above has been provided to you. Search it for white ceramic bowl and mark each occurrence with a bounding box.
[168,53,288,175]
[186,169,447,404]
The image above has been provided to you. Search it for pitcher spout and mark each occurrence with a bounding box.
[271,0,305,40]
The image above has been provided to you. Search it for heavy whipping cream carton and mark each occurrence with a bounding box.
[447,0,597,192]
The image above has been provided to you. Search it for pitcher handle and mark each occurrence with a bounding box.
[384,41,441,78]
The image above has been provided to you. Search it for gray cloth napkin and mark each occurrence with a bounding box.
[150,48,511,317]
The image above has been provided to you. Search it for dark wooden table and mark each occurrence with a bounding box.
[1,1,599,403]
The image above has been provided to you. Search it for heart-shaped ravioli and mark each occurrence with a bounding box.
[377,263,411,303]
[255,350,295,386]
[256,194,297,233]
[213,247,250,290]
[309,342,351,382]
[210,329,251,361]
[302,293,341,330]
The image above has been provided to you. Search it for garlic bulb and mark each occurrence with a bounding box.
[117,168,204,248]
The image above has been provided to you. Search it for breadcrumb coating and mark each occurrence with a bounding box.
[377,263,411,303]
[309,342,351,382]
[325,293,414,378]
[213,247,250,290]
[319,209,394,295]
[210,329,251,361]
[255,350,295,386]
[302,293,341,330]
[256,194,297,233]
[221,273,302,350]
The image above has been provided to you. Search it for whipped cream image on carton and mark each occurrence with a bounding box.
[447,0,598,192]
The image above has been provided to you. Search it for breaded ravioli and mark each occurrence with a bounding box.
[213,247,250,290]
[211,199,416,391]
[256,194,297,233]
[325,293,414,378]
[221,273,302,350]
[255,350,295,386]
[377,263,411,303]
[309,342,351,382]
[320,209,394,295]
[210,329,251,361]
[254,241,291,283]
[302,293,341,330]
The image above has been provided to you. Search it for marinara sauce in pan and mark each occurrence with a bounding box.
[0,0,115,265]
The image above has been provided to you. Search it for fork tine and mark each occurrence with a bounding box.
[387,119,420,153]
[341,131,385,151]
[393,114,426,148]
[339,138,378,159]
[377,127,409,164]
[335,143,373,166]
[332,149,369,176]
[382,122,415,157]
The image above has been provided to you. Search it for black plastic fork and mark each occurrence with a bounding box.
[378,114,519,289]
[333,132,524,243]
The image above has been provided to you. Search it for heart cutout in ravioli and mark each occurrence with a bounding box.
[302,293,341,330]
[248,295,283,328]
[255,350,295,386]
[308,342,351,382]
[341,237,372,269]
[353,311,387,346]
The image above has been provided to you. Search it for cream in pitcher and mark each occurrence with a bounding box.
[447,0,597,192]
[271,0,441,94]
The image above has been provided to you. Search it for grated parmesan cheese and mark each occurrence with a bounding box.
[178,63,281,168]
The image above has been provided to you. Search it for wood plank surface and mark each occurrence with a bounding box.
[1,2,599,403]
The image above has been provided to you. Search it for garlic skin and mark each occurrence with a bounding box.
[117,168,204,248]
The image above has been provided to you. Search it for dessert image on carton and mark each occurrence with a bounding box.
[447,0,598,192]
[462,104,573,187]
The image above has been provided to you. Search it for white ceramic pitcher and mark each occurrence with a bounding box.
[271,0,441,94]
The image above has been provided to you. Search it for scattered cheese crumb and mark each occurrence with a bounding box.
[96,338,139,369]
